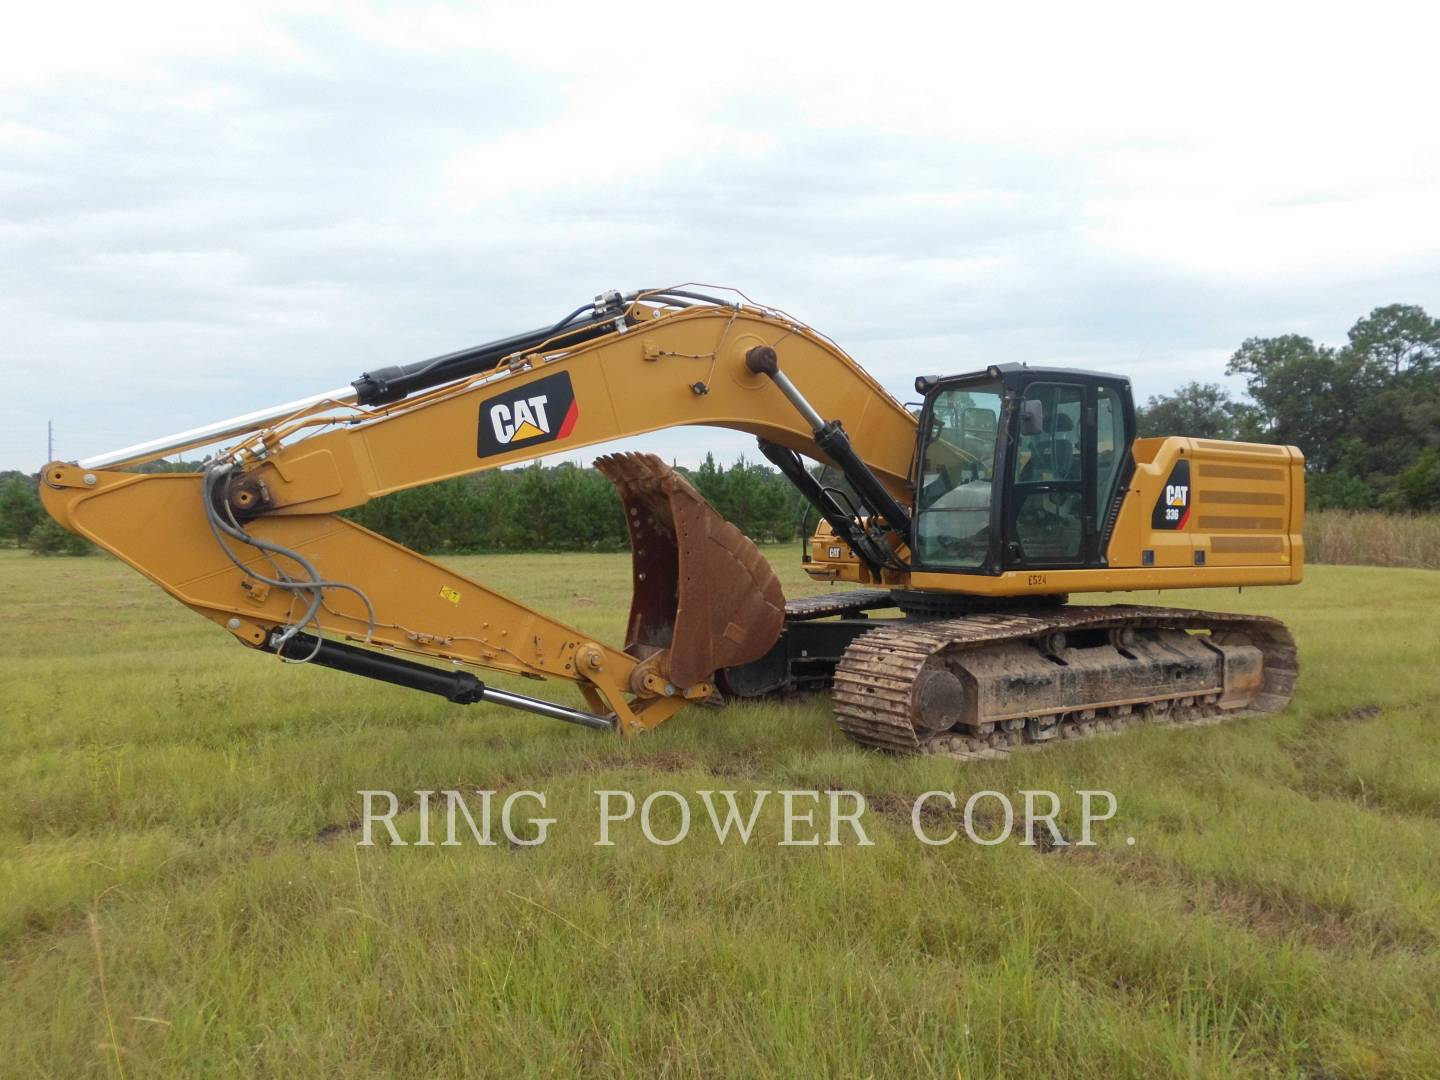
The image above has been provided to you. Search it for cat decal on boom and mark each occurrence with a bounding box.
[478,371,579,456]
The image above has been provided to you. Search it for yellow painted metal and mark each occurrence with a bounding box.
[1107,437,1304,579]
[42,460,633,659]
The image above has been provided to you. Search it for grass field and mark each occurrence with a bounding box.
[3,547,1440,1078]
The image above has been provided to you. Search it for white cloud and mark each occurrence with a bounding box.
[2,0,1437,469]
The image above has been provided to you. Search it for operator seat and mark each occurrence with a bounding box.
[1054,412,1077,480]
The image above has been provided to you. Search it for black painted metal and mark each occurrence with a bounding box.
[812,420,913,547]
[268,631,488,702]
[756,439,896,575]
[351,306,620,406]
[719,616,891,697]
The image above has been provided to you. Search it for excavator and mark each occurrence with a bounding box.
[40,287,1302,758]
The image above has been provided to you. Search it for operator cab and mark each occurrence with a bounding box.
[912,364,1134,574]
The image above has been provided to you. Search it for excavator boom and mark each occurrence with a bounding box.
[41,289,910,733]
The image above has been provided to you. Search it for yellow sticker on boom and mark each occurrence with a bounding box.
[439,586,462,606]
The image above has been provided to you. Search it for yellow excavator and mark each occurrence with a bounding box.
[40,287,1302,757]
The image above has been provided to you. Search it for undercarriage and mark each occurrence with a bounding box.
[722,594,1297,758]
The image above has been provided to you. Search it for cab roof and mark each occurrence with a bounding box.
[915,364,1133,397]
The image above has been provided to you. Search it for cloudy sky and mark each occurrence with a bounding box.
[3,1,1437,472]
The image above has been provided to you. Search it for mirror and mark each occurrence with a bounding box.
[1019,399,1045,436]
[961,406,996,437]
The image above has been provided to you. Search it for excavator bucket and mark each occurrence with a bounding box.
[594,453,785,689]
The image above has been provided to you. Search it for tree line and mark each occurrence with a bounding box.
[0,455,805,556]
[344,454,802,553]
[0,472,91,554]
[1137,303,1439,510]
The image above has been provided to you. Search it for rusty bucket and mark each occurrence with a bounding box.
[594,452,785,690]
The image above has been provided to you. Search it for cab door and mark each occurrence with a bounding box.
[1002,380,1129,570]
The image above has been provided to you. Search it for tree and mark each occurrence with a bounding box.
[1225,335,1377,473]
[27,517,92,556]
[1329,307,1440,501]
[0,477,41,547]
[1334,369,1440,492]
[1391,448,1440,512]
[1215,305,1440,506]
[687,453,801,542]
[343,456,804,553]
[1306,471,1378,511]
[133,458,212,474]
[1346,304,1440,375]
[1136,382,1246,440]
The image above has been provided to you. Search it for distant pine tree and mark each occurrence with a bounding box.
[0,476,42,547]
[342,457,803,553]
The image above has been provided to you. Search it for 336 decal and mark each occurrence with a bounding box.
[1151,459,1191,530]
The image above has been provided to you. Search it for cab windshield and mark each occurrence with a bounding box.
[914,381,1001,568]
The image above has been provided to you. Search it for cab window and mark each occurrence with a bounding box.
[1010,383,1084,562]
[1095,385,1124,522]
[914,382,1001,568]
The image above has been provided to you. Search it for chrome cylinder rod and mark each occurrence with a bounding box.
[479,686,617,731]
[771,369,828,433]
[76,384,359,470]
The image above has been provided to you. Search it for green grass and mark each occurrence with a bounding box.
[3,547,1439,1078]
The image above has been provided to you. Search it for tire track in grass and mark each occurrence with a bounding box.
[1066,846,1434,955]
[1285,703,1440,820]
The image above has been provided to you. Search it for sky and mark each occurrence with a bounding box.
[3,0,1437,472]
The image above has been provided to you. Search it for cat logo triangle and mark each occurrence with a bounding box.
[510,420,545,441]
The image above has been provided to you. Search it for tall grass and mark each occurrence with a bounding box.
[1305,510,1440,569]
[4,550,1440,1076]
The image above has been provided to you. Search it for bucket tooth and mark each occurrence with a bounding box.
[595,452,785,689]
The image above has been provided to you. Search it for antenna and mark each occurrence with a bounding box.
[48,420,54,463]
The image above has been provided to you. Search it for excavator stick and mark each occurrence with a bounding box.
[595,453,785,690]
[39,453,783,736]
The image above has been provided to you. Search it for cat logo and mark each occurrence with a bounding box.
[491,396,551,443]
[1150,459,1192,531]
[477,371,579,458]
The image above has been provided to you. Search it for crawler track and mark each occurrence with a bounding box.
[831,605,1296,759]
[784,589,894,621]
